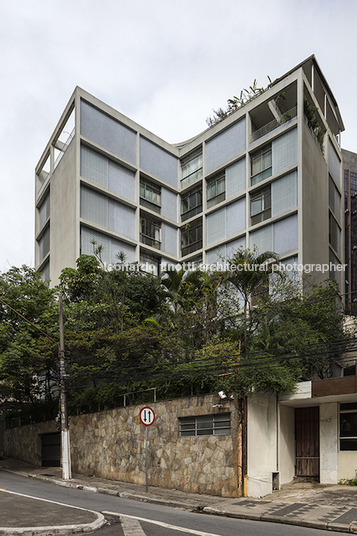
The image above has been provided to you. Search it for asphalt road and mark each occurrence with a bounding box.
[0,470,346,536]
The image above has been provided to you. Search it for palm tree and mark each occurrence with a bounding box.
[224,247,280,352]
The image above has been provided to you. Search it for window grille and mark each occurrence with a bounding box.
[179,413,231,437]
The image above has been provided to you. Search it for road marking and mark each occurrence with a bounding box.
[103,511,223,536]
[0,487,99,513]
[121,515,147,536]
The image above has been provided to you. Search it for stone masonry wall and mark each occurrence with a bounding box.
[4,420,57,466]
[4,394,241,497]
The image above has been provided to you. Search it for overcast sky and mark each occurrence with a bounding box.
[0,0,356,272]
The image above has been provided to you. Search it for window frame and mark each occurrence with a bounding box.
[140,178,161,214]
[181,219,203,257]
[179,413,231,437]
[207,174,225,209]
[250,186,271,225]
[251,145,272,186]
[140,251,161,276]
[181,187,203,222]
[140,216,161,250]
[340,403,357,451]
[181,148,203,189]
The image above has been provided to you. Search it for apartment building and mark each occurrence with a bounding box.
[35,55,344,286]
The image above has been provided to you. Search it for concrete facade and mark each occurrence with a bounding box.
[4,394,241,498]
[35,55,344,287]
[247,383,357,497]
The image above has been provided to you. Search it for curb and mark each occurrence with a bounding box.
[3,468,357,533]
[5,468,202,511]
[203,507,357,533]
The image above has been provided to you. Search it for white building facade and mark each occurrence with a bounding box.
[35,55,344,287]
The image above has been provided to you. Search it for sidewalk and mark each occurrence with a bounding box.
[1,456,357,534]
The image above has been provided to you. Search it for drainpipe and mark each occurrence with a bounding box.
[242,395,247,496]
[276,393,279,474]
[348,169,352,307]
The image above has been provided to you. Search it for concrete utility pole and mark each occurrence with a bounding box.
[59,295,72,480]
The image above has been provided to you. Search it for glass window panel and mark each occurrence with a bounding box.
[340,413,357,437]
[340,439,357,451]
[252,155,261,175]
[217,177,225,195]
[263,150,272,169]
[251,197,262,215]
[207,182,216,200]
[262,168,272,181]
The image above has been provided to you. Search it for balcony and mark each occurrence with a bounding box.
[250,106,297,143]
[312,365,357,398]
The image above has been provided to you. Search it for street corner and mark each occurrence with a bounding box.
[0,489,105,535]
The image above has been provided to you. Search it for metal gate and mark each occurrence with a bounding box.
[41,432,60,467]
[295,407,319,477]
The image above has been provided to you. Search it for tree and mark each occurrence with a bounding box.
[222,247,279,352]
[0,266,58,404]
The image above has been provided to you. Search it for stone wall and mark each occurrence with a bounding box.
[4,394,241,497]
[4,420,57,466]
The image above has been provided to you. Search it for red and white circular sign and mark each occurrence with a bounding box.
[139,406,155,426]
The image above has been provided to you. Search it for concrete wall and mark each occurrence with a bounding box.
[279,405,295,485]
[338,452,357,481]
[247,393,277,497]
[320,403,338,483]
[49,138,78,286]
[301,119,330,283]
[4,394,241,498]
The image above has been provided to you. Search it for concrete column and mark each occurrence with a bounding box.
[320,403,338,483]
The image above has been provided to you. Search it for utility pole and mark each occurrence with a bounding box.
[59,294,71,480]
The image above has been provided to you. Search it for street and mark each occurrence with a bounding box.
[0,470,346,536]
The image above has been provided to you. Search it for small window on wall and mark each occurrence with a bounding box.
[181,187,202,222]
[251,186,271,225]
[140,252,161,276]
[179,414,231,437]
[181,219,202,257]
[140,217,161,250]
[251,145,272,186]
[340,403,357,451]
[181,148,203,189]
[207,174,225,209]
[140,178,161,214]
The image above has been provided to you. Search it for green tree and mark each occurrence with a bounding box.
[0,266,58,404]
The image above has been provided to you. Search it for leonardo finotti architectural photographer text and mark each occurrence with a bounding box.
[103,261,347,274]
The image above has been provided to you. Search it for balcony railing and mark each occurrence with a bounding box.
[250,106,297,143]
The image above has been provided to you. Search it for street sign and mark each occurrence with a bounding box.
[140,406,155,426]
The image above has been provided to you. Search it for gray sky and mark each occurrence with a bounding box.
[0,0,356,272]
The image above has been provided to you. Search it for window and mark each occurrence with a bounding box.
[140,178,161,214]
[251,145,272,186]
[140,217,161,250]
[207,174,225,209]
[140,252,161,276]
[39,193,50,230]
[38,226,50,263]
[340,403,357,451]
[179,413,231,437]
[181,148,203,189]
[329,212,341,255]
[181,187,202,222]
[251,186,271,225]
[181,219,202,257]
[329,175,341,223]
